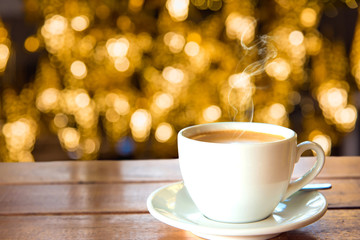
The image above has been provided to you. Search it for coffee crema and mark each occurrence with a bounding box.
[189,130,285,143]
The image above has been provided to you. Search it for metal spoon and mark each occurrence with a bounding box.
[301,183,332,191]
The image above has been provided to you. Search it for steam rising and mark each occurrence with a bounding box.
[228,20,277,122]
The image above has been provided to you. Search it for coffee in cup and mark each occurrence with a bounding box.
[177,122,325,223]
[189,129,285,143]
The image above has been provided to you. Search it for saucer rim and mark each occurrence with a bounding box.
[147,181,328,237]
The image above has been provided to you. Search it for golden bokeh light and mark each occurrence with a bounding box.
[184,41,200,57]
[82,138,99,154]
[42,15,67,36]
[71,15,90,32]
[105,93,130,116]
[105,93,119,106]
[304,32,322,55]
[269,103,286,120]
[226,13,256,44]
[228,73,251,89]
[54,113,69,128]
[74,105,97,129]
[164,32,186,53]
[131,109,151,129]
[166,0,190,22]
[114,57,130,72]
[129,0,145,12]
[114,97,130,115]
[155,122,173,143]
[327,88,347,108]
[256,103,288,126]
[59,127,80,151]
[106,37,129,59]
[75,92,91,108]
[24,36,40,52]
[162,66,185,84]
[130,109,152,142]
[310,130,331,155]
[203,105,222,122]
[335,105,357,131]
[40,14,70,54]
[0,43,10,71]
[70,60,87,79]
[106,108,120,122]
[3,120,30,138]
[155,92,174,110]
[265,58,291,81]
[2,118,37,160]
[318,87,347,111]
[1,0,359,161]
[36,88,60,112]
[300,8,317,28]
[117,15,133,31]
[289,31,304,46]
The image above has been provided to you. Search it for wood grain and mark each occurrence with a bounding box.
[0,182,164,215]
[276,209,359,239]
[0,210,358,240]
[0,158,359,239]
[0,157,359,185]
[0,160,182,184]
[0,179,358,215]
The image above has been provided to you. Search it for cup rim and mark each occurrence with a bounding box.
[178,122,296,145]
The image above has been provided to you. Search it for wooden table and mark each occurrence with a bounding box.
[0,156,359,239]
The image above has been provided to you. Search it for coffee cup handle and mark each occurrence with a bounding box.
[281,141,325,201]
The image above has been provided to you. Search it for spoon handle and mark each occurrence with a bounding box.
[301,183,332,191]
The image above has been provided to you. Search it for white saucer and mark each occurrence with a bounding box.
[147,182,327,240]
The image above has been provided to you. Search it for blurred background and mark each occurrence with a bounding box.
[0,0,359,162]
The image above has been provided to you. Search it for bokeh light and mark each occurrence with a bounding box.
[0,1,359,161]
[203,105,222,122]
[36,88,60,112]
[166,0,190,22]
[164,32,185,53]
[155,92,174,110]
[310,130,332,155]
[130,109,152,142]
[59,127,80,151]
[155,122,173,143]
[42,15,67,36]
[71,15,90,31]
[265,58,291,81]
[226,13,256,45]
[0,43,10,71]
[113,57,129,72]
[162,66,185,84]
[184,41,200,57]
[24,36,40,52]
[106,37,129,59]
[228,73,252,89]
[300,8,317,28]
[289,31,304,46]
[70,60,87,79]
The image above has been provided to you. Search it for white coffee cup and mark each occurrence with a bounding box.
[177,122,325,223]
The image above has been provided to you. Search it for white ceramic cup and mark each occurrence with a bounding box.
[177,122,325,223]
